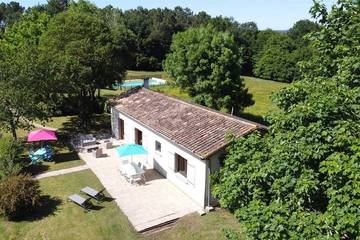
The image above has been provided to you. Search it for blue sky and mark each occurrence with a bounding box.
[13,0,337,30]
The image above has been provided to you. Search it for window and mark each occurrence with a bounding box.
[175,154,187,177]
[135,128,142,145]
[118,118,124,140]
[155,140,161,152]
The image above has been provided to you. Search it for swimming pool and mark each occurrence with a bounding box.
[113,78,166,89]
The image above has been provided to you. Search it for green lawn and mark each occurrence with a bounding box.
[125,70,167,80]
[242,76,287,118]
[0,170,140,240]
[25,114,114,175]
[146,209,245,240]
[0,169,244,240]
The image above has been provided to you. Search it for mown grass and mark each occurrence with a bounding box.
[0,169,244,240]
[0,170,140,240]
[125,70,167,80]
[146,209,245,240]
[242,76,287,118]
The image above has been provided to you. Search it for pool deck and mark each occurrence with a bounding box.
[78,140,202,232]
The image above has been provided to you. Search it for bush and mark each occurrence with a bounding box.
[222,228,242,240]
[0,174,41,219]
[0,136,24,179]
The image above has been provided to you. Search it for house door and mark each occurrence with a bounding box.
[118,118,124,140]
[135,128,142,145]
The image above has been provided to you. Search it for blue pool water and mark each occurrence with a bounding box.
[113,78,166,89]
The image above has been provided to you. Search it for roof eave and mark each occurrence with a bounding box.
[201,127,262,159]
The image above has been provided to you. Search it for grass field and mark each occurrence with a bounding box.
[125,70,167,80]
[242,76,287,119]
[146,209,245,240]
[0,169,244,240]
[0,170,140,240]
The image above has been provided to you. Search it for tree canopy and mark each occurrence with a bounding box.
[0,9,51,139]
[213,0,360,239]
[253,20,318,82]
[0,0,318,83]
[39,0,131,123]
[0,1,24,30]
[164,26,253,114]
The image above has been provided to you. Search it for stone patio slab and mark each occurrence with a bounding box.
[78,140,202,232]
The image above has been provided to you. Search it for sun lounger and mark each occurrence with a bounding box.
[68,194,92,211]
[81,187,106,201]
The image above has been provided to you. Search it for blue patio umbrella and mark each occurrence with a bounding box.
[116,144,148,159]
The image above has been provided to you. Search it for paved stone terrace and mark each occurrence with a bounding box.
[78,141,202,232]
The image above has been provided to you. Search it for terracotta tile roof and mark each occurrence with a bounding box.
[110,87,264,159]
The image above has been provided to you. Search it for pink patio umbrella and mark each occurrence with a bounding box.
[27,129,57,142]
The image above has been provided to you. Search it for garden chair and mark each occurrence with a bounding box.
[105,141,113,149]
[68,194,92,211]
[92,148,103,158]
[81,187,106,201]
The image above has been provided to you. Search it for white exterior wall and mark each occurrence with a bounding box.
[111,108,208,207]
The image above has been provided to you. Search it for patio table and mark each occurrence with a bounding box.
[34,148,47,160]
[131,162,145,175]
[122,162,145,184]
[34,148,46,156]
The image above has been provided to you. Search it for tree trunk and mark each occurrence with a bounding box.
[9,120,17,140]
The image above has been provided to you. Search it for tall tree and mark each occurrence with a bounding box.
[0,9,51,139]
[123,6,194,70]
[0,1,24,30]
[213,0,360,239]
[0,47,50,139]
[288,19,319,45]
[44,0,68,15]
[164,26,253,114]
[208,17,259,76]
[39,0,130,123]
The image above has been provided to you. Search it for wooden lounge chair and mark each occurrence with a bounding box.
[68,194,92,211]
[81,187,106,201]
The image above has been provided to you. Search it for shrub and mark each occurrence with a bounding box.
[222,228,242,240]
[0,136,24,179]
[0,174,41,219]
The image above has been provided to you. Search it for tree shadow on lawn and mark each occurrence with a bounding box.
[11,195,62,222]
[60,114,111,136]
[237,112,268,126]
[23,151,80,176]
[23,164,50,176]
[52,151,79,163]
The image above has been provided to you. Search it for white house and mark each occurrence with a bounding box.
[110,87,263,208]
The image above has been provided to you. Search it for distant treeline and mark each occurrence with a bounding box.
[0,0,319,82]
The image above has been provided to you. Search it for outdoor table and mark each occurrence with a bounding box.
[34,148,47,159]
[131,162,145,175]
[122,162,145,184]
